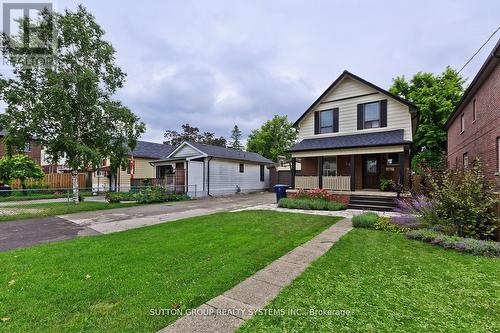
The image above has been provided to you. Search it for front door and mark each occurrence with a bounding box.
[362,155,380,189]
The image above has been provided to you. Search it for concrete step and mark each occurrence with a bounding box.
[349,199,395,207]
[347,203,394,212]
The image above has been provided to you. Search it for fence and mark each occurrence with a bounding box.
[9,173,89,189]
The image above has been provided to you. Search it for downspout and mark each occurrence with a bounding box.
[207,157,212,196]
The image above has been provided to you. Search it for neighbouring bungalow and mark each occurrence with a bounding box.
[445,38,500,190]
[288,70,418,208]
[151,141,273,197]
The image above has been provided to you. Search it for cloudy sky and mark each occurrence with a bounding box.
[4,1,500,142]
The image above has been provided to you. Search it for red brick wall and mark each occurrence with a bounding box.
[447,63,500,189]
[0,138,42,165]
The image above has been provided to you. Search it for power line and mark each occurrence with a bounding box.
[458,26,500,74]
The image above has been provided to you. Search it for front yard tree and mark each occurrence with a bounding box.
[0,5,145,203]
[0,155,44,190]
[246,115,297,162]
[389,67,465,170]
[229,125,243,150]
[164,124,226,147]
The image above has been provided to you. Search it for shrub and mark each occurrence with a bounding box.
[165,193,190,202]
[405,229,500,257]
[106,192,137,203]
[352,213,379,228]
[374,217,410,234]
[278,198,345,211]
[429,160,499,239]
[393,195,438,228]
[135,186,165,204]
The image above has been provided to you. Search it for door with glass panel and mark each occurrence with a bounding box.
[362,155,379,189]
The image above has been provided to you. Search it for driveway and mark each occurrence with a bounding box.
[0,192,275,252]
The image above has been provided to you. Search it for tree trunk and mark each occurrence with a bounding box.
[71,169,79,204]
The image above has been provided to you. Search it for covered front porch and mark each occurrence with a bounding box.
[291,146,410,192]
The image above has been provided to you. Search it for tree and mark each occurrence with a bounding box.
[389,67,465,170]
[0,155,44,190]
[246,115,297,162]
[164,124,226,147]
[229,125,243,150]
[0,5,145,203]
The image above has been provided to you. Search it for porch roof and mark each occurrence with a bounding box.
[289,130,410,152]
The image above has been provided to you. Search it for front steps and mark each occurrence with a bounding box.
[347,194,397,212]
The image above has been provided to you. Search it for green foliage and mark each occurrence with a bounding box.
[374,216,410,234]
[380,178,391,191]
[0,155,44,188]
[164,123,226,147]
[389,67,465,170]
[0,5,145,202]
[229,125,243,150]
[429,161,499,239]
[246,115,297,162]
[278,198,345,211]
[105,192,136,203]
[164,193,191,202]
[406,229,500,257]
[352,212,379,228]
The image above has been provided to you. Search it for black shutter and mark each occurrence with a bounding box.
[380,100,387,127]
[314,111,320,134]
[333,108,339,132]
[357,104,364,130]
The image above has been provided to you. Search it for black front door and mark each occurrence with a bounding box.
[362,155,380,189]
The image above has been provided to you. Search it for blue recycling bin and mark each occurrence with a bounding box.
[274,184,288,202]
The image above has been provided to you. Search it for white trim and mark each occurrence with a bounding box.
[166,142,206,159]
[291,145,405,158]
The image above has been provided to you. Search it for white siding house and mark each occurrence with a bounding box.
[152,142,272,197]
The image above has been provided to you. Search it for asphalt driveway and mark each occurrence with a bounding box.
[0,192,274,252]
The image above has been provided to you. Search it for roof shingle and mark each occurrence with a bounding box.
[289,130,410,152]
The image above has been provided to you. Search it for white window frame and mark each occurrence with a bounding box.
[463,153,468,169]
[95,170,106,177]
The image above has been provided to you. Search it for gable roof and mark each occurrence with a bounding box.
[289,129,410,152]
[445,38,500,129]
[130,141,175,159]
[164,141,273,164]
[293,70,418,127]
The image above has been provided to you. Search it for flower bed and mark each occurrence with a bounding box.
[287,189,350,205]
[406,229,500,257]
[278,198,345,211]
[352,213,410,234]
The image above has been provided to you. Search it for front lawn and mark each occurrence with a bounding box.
[0,201,143,222]
[239,229,500,332]
[0,211,339,332]
[0,190,93,202]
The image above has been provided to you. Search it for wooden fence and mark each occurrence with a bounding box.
[10,173,88,189]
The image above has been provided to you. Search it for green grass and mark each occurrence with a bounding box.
[0,201,143,222]
[0,191,93,202]
[278,198,346,211]
[351,212,379,228]
[0,211,340,332]
[239,229,500,333]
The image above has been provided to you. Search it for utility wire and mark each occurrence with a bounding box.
[458,26,500,73]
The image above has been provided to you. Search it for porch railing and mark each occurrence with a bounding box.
[294,176,319,189]
[294,176,351,191]
[323,176,351,191]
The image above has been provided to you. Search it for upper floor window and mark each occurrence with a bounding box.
[24,142,31,152]
[463,152,468,169]
[472,99,477,122]
[363,102,380,129]
[319,110,334,133]
[460,113,465,133]
[322,156,337,176]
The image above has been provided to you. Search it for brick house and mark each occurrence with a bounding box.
[0,130,42,165]
[446,39,500,189]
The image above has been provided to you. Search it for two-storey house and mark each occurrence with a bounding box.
[289,70,417,193]
[446,38,500,190]
[0,130,42,165]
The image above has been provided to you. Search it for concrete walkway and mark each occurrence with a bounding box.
[158,218,353,333]
[234,203,405,218]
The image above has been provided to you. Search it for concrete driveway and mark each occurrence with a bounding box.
[0,192,275,252]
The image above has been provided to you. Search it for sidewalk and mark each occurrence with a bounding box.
[0,195,107,207]
[158,218,353,333]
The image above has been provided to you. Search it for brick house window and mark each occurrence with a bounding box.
[472,99,477,122]
[463,153,468,169]
[460,114,465,133]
